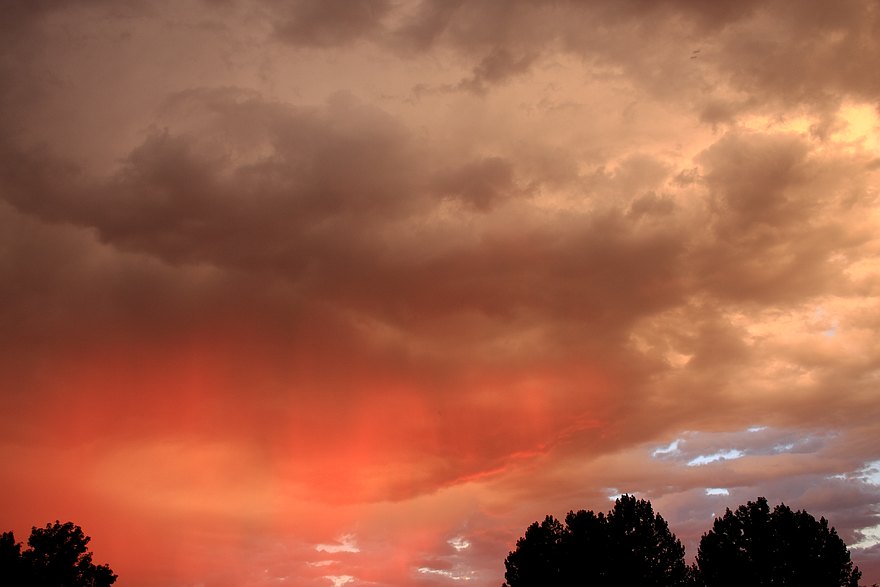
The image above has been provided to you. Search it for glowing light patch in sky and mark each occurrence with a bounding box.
[316,534,360,554]
[737,101,880,152]
[646,428,830,467]
[861,461,880,485]
[851,522,880,550]
[324,575,355,587]
[825,460,880,485]
[813,307,840,338]
[665,351,693,368]
[832,103,880,151]
[687,449,745,467]
[652,439,682,458]
[418,567,473,581]
[449,536,471,551]
[705,488,730,496]
[739,113,815,135]
[607,489,625,501]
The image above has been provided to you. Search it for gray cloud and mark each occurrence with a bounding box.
[270,0,391,48]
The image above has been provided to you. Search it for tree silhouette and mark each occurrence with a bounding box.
[0,521,117,586]
[503,515,566,586]
[1,531,27,585]
[696,497,861,587]
[604,494,689,586]
[503,495,690,587]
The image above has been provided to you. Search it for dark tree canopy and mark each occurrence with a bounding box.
[603,494,689,586]
[696,497,861,587]
[504,515,567,586]
[1,531,26,585]
[503,495,690,587]
[0,521,117,587]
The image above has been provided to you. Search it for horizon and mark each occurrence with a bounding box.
[2,1,880,585]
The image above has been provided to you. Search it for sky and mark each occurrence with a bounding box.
[1,0,880,585]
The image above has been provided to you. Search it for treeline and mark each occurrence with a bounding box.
[1,521,117,586]
[0,500,865,587]
[503,495,863,587]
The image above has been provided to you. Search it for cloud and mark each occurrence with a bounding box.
[458,48,539,94]
[1,89,419,269]
[432,156,517,211]
[317,535,361,554]
[691,130,875,303]
[2,1,880,585]
[270,0,391,48]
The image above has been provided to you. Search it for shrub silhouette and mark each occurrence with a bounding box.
[0,521,117,586]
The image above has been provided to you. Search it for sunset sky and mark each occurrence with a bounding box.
[2,1,880,585]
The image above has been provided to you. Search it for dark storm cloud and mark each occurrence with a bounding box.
[0,89,419,271]
[0,0,112,34]
[0,77,689,502]
[270,0,392,48]
[266,0,879,111]
[457,48,539,94]
[714,0,880,107]
[692,131,875,303]
[432,156,517,211]
[0,83,690,348]
[253,0,875,107]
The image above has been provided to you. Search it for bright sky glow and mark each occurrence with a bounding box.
[705,488,730,496]
[687,450,746,467]
[607,489,626,502]
[418,567,473,581]
[449,537,471,552]
[324,575,355,587]
[860,461,880,485]
[832,103,880,150]
[850,521,880,550]
[652,440,682,458]
[316,535,360,554]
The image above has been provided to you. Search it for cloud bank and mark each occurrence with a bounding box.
[1,1,879,585]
